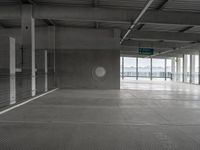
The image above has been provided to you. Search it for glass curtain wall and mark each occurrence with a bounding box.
[124,57,136,80]
[166,59,172,81]
[120,57,173,81]
[152,58,165,81]
[138,58,151,80]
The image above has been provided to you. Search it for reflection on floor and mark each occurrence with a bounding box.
[0,80,200,149]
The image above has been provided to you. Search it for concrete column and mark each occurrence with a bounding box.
[183,55,188,82]
[44,50,48,92]
[177,57,181,82]
[0,37,16,105]
[136,57,138,80]
[122,57,124,80]
[9,37,16,105]
[171,57,175,81]
[191,55,195,83]
[199,52,200,85]
[150,57,153,80]
[21,5,36,96]
[182,55,185,82]
[190,54,193,83]
[165,59,167,81]
[48,26,56,87]
[176,57,178,81]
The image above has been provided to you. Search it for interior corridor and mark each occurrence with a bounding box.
[0,81,200,149]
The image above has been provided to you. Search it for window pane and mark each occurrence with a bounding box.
[152,58,165,81]
[124,57,136,79]
[166,59,172,81]
[138,58,150,80]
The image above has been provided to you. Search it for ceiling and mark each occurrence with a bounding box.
[0,0,200,57]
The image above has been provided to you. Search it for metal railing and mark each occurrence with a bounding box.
[121,72,172,79]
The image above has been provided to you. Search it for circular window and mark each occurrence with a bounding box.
[95,66,106,78]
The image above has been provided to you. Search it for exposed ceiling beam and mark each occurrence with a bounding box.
[43,19,56,26]
[120,0,155,44]
[136,24,145,30]
[122,40,188,49]
[95,22,100,29]
[156,0,169,10]
[1,5,200,27]
[0,22,6,29]
[127,31,200,42]
[19,1,55,26]
[179,26,193,32]
[20,0,35,4]
[33,5,200,27]
[149,42,200,57]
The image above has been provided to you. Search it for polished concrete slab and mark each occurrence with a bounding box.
[0,80,200,149]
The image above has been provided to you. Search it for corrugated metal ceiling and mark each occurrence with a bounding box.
[0,0,199,12]
[163,0,200,12]
[0,0,199,33]
[140,23,188,32]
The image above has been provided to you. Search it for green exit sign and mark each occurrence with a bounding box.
[138,48,154,55]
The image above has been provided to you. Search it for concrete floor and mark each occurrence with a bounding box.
[0,81,200,149]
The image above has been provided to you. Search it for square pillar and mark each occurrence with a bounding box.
[191,55,195,83]
[183,55,188,82]
[0,37,16,105]
[190,54,193,83]
[21,5,36,96]
[48,26,56,89]
[9,38,16,104]
[164,59,167,81]
[45,50,48,92]
[171,57,175,81]
[177,57,181,82]
[176,57,179,81]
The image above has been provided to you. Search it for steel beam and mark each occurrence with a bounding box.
[179,26,193,33]
[1,5,200,27]
[123,40,188,49]
[120,0,155,44]
[127,31,200,42]
[156,0,169,10]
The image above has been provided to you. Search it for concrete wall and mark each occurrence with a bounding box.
[0,27,120,50]
[0,37,11,107]
[56,49,120,89]
[0,27,121,90]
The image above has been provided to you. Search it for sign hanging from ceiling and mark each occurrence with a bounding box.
[138,48,154,55]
